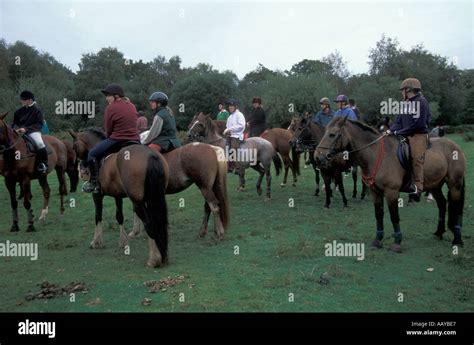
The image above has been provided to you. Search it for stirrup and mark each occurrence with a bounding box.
[82,181,98,193]
[37,163,48,174]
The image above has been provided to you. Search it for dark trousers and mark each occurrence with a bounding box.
[87,138,124,166]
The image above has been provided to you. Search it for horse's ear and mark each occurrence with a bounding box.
[67,129,77,139]
[0,111,9,120]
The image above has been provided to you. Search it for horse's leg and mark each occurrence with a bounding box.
[115,197,128,249]
[254,165,264,196]
[335,172,348,208]
[447,182,464,247]
[37,175,50,223]
[265,165,272,202]
[90,193,105,248]
[237,167,245,192]
[314,168,320,196]
[56,166,67,216]
[431,188,446,240]
[5,179,20,232]
[361,180,368,200]
[129,210,143,237]
[386,190,402,253]
[371,190,385,248]
[322,171,332,208]
[21,178,35,232]
[351,166,358,198]
[147,237,163,268]
[200,187,224,240]
[199,202,211,238]
[281,154,290,187]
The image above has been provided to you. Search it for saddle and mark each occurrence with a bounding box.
[23,135,51,156]
[396,136,432,192]
[100,140,141,165]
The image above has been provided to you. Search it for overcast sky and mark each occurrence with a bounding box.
[0,0,472,78]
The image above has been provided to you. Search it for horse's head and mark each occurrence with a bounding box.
[287,116,299,132]
[187,113,211,142]
[289,116,313,153]
[68,128,105,161]
[0,112,12,152]
[314,116,351,169]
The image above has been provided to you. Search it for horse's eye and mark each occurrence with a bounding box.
[329,133,336,138]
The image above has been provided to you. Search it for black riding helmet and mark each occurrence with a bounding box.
[226,98,239,107]
[101,83,125,97]
[149,91,168,106]
[20,90,34,101]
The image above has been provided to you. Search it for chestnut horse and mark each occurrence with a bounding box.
[260,128,299,187]
[188,112,226,136]
[129,141,230,240]
[62,140,79,193]
[69,128,169,267]
[187,113,281,201]
[0,112,68,232]
[315,116,466,252]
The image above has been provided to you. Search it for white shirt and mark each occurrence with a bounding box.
[226,109,246,140]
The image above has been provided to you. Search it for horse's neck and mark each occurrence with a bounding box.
[204,125,225,147]
[309,123,324,142]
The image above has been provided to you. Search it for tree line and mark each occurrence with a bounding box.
[0,35,473,133]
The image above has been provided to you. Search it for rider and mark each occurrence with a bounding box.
[141,91,182,153]
[12,90,48,174]
[83,83,140,193]
[386,78,431,202]
[223,98,246,172]
[247,97,266,137]
[216,101,230,121]
[334,95,358,121]
[312,97,335,127]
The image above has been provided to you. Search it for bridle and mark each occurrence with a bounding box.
[0,121,26,154]
[188,119,223,145]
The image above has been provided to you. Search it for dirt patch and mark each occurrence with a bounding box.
[25,281,89,300]
[144,275,188,293]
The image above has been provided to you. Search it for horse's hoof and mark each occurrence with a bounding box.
[343,203,348,208]
[280,183,286,187]
[324,205,329,209]
[389,243,402,253]
[371,239,383,249]
[199,230,207,238]
[10,223,20,232]
[432,233,443,241]
[128,231,139,238]
[292,183,297,187]
[90,241,104,249]
[452,240,464,247]
[236,186,245,192]
[352,194,357,199]
[26,224,36,232]
[264,197,271,202]
[314,190,319,196]
[146,259,164,268]
[256,188,262,196]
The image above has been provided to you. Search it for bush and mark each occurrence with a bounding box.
[462,131,474,142]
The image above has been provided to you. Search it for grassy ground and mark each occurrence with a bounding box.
[0,134,473,312]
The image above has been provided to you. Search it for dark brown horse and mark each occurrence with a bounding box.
[68,128,169,267]
[260,128,299,187]
[129,142,230,240]
[62,140,79,193]
[0,112,68,231]
[315,116,466,251]
[187,113,281,201]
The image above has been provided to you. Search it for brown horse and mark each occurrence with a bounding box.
[68,128,169,267]
[315,116,466,251]
[187,113,281,201]
[0,112,68,231]
[260,128,299,187]
[129,142,230,240]
[188,112,226,136]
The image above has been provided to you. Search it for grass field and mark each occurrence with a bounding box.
[0,134,473,312]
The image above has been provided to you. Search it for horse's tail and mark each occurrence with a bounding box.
[272,153,282,176]
[291,145,301,176]
[214,149,230,232]
[137,152,169,263]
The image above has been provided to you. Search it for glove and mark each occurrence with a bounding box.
[385,129,392,135]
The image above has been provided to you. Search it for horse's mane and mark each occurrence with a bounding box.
[84,127,106,140]
[347,119,379,135]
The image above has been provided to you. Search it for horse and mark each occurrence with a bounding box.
[128,141,230,240]
[0,112,68,232]
[260,128,299,187]
[188,112,226,136]
[62,140,79,193]
[289,116,356,208]
[187,113,281,201]
[68,128,169,267]
[314,116,466,252]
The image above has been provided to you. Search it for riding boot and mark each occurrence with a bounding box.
[82,161,100,193]
[37,147,49,174]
